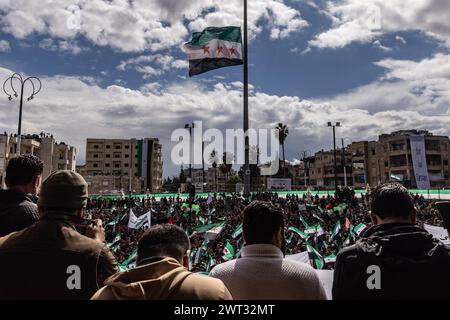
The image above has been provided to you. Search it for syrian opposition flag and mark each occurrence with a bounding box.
[232,223,243,239]
[324,253,337,264]
[330,220,341,241]
[222,241,235,261]
[288,226,309,240]
[306,244,324,269]
[184,26,243,76]
[354,223,367,236]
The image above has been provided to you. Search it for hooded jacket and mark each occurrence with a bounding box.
[332,223,450,300]
[91,257,232,300]
[0,189,39,237]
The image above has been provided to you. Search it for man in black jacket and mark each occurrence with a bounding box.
[333,182,450,300]
[0,154,43,237]
[0,170,119,299]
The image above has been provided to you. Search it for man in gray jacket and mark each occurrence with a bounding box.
[210,201,326,300]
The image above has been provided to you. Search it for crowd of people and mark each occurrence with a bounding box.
[86,188,444,273]
[1,154,450,300]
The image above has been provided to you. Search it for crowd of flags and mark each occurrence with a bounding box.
[104,201,368,272]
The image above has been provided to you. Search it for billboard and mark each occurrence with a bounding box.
[267,178,292,191]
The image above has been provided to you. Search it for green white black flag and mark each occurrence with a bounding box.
[184,26,243,76]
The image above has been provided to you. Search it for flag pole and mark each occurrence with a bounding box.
[243,0,250,197]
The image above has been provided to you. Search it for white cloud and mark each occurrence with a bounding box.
[373,40,392,52]
[309,0,450,50]
[395,35,407,45]
[117,54,188,78]
[0,40,11,52]
[2,51,450,177]
[38,38,86,55]
[0,0,308,53]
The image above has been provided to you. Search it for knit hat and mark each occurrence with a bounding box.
[38,170,88,209]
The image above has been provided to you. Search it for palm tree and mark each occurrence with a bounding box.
[275,123,289,176]
[209,149,219,192]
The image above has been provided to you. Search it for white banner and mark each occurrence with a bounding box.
[267,178,292,191]
[424,224,450,245]
[410,134,430,189]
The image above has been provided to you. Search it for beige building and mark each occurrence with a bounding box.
[373,130,450,188]
[0,132,76,188]
[288,130,450,190]
[81,138,163,195]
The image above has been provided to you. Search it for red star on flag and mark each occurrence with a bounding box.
[229,47,237,56]
[202,45,210,54]
[217,46,224,55]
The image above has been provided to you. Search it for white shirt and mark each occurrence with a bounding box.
[210,244,327,300]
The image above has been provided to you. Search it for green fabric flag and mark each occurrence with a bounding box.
[184,26,243,76]
[306,244,324,269]
[299,215,309,228]
[330,220,341,241]
[121,248,137,267]
[192,222,225,233]
[222,241,235,261]
[231,223,243,239]
[288,226,309,239]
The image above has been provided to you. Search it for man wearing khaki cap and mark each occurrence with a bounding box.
[0,170,119,300]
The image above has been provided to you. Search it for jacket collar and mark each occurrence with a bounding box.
[240,244,283,258]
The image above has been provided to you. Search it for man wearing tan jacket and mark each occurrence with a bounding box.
[92,224,232,300]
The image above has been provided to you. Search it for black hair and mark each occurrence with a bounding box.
[370,182,414,219]
[5,154,44,187]
[138,224,190,262]
[243,200,285,245]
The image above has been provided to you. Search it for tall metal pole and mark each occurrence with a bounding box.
[243,0,250,197]
[341,138,347,187]
[17,82,24,155]
[202,141,205,185]
[333,125,338,190]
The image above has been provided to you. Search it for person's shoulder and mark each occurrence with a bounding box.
[90,285,115,300]
[336,244,358,261]
[281,259,320,279]
[209,260,237,277]
[184,273,232,300]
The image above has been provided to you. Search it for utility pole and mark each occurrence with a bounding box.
[328,122,340,190]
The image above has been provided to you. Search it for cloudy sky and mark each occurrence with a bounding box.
[1,0,450,177]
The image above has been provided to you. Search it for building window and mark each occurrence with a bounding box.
[114,163,120,168]
[444,159,449,166]
[125,154,129,158]
[94,145,99,149]
[93,154,99,158]
[93,163,98,168]
[105,163,110,167]
[124,163,129,167]
[115,154,120,158]
[106,154,111,158]
[125,145,130,149]
[106,145,111,149]
[115,145,121,149]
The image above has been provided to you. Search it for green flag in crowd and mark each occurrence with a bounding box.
[222,241,235,261]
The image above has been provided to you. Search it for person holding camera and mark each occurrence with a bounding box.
[0,170,119,299]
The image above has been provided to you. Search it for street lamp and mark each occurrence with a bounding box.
[327,122,341,190]
[3,73,42,155]
[299,150,311,189]
[184,123,195,180]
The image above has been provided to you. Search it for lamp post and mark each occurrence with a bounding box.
[327,122,341,190]
[299,150,311,189]
[3,73,42,155]
[184,123,195,180]
[341,137,352,187]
